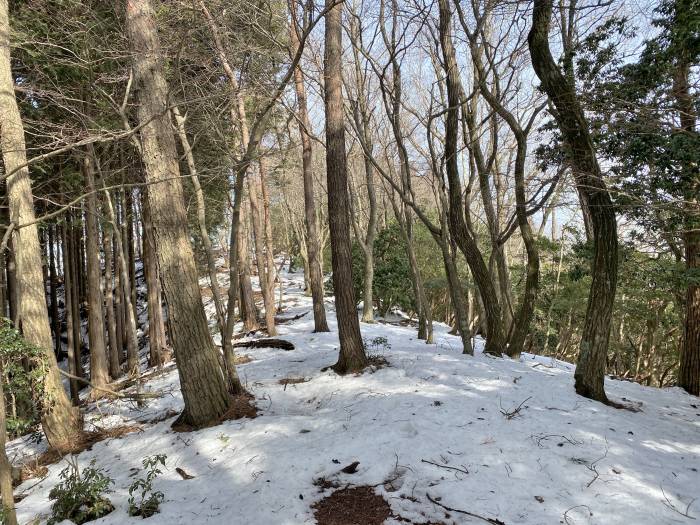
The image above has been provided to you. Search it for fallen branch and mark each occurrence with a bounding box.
[421,459,469,476]
[426,493,505,524]
[500,396,532,420]
[233,338,295,350]
[58,369,162,401]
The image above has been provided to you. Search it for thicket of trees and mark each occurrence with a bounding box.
[0,0,697,520]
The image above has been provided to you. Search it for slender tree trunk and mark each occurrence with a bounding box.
[289,0,329,332]
[141,191,168,367]
[102,222,121,379]
[248,168,277,335]
[324,0,367,373]
[259,158,278,335]
[48,224,61,356]
[529,0,618,403]
[82,155,110,396]
[172,106,226,332]
[113,227,124,365]
[238,210,259,332]
[436,0,506,355]
[62,223,80,404]
[0,0,82,449]
[103,190,139,373]
[126,0,233,426]
[69,219,83,379]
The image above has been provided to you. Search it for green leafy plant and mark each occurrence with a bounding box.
[48,457,114,525]
[0,318,48,438]
[364,336,391,357]
[128,454,166,518]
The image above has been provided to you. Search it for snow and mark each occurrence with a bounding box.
[7,270,700,524]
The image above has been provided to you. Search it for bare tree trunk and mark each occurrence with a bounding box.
[289,1,329,331]
[141,191,168,367]
[69,218,83,379]
[324,0,367,373]
[126,0,233,426]
[82,155,110,397]
[103,190,139,373]
[172,106,226,333]
[238,209,260,332]
[102,222,121,379]
[248,168,277,335]
[259,158,278,335]
[62,223,80,404]
[48,224,61,355]
[437,0,506,355]
[0,0,82,449]
[529,0,618,403]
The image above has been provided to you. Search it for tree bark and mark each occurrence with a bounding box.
[0,365,18,525]
[101,220,121,379]
[48,224,61,356]
[62,222,81,404]
[528,0,618,403]
[324,0,367,373]
[82,155,110,396]
[289,0,329,332]
[141,190,168,368]
[0,0,82,449]
[437,0,506,355]
[126,0,232,426]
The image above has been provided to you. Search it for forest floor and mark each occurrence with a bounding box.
[6,269,700,525]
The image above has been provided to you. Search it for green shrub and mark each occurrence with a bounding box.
[48,458,114,525]
[128,455,166,518]
[0,318,47,438]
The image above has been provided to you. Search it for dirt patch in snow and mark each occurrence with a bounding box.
[172,393,258,433]
[234,338,295,351]
[312,486,391,525]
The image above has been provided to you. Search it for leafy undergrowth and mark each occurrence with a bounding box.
[6,270,700,524]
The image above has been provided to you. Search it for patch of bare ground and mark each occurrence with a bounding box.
[312,486,391,525]
[235,354,253,364]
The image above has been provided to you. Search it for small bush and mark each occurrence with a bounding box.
[0,318,47,438]
[364,336,391,357]
[128,455,166,518]
[48,458,114,525]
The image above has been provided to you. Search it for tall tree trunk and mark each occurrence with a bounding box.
[436,0,506,355]
[238,209,259,332]
[69,218,83,378]
[248,167,277,335]
[673,40,700,396]
[172,106,226,332]
[126,0,232,426]
[102,222,121,379]
[324,0,367,373]
[528,0,618,403]
[82,155,110,396]
[48,224,61,356]
[62,223,80,404]
[0,0,82,449]
[103,190,139,373]
[289,0,329,332]
[259,158,278,335]
[141,191,168,367]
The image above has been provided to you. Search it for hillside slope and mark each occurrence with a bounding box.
[7,271,700,525]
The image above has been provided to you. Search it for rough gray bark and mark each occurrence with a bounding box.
[324,0,367,373]
[0,0,82,449]
[83,155,110,396]
[126,0,233,426]
[528,0,618,403]
[289,0,329,331]
[101,220,121,379]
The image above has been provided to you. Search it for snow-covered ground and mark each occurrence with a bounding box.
[7,270,700,524]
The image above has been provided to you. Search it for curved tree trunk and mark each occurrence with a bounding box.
[126,0,232,426]
[0,0,82,449]
[528,0,618,403]
[437,0,506,356]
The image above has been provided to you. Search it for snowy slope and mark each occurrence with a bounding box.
[7,270,700,525]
